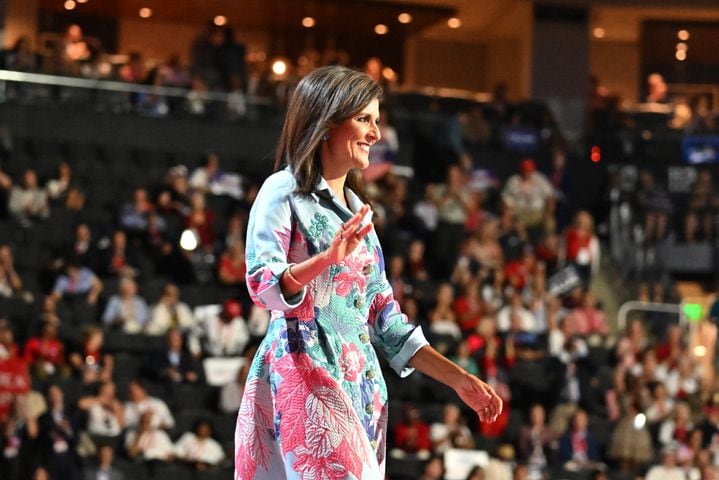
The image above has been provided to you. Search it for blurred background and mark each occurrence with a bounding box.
[0,0,719,479]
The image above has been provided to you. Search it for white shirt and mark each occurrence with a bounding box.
[145,302,196,335]
[87,403,122,437]
[124,397,175,431]
[188,315,250,357]
[497,305,538,332]
[645,465,686,480]
[174,433,225,465]
[125,428,175,461]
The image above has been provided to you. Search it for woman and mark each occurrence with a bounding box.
[235,66,502,479]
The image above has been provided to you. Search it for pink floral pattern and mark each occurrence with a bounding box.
[339,343,365,381]
[237,170,428,479]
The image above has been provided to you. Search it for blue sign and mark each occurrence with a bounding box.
[683,135,719,164]
[503,126,540,153]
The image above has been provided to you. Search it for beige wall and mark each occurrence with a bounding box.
[590,40,641,104]
[484,38,529,100]
[403,36,488,92]
[118,19,199,64]
[4,0,38,48]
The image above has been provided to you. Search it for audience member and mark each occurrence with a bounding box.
[38,385,80,480]
[102,277,150,333]
[188,299,249,358]
[123,380,174,431]
[173,419,225,469]
[9,169,49,225]
[124,411,174,463]
[145,283,196,335]
[148,328,200,384]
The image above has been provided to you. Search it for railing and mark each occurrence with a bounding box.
[616,300,683,332]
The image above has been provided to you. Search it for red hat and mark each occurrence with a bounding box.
[520,158,536,173]
[222,299,242,318]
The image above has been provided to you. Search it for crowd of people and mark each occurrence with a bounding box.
[0,100,716,480]
[0,20,718,479]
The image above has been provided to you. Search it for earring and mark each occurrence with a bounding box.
[322,133,329,142]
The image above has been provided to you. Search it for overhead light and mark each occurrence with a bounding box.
[139,8,152,18]
[272,59,287,76]
[64,0,76,10]
[398,13,412,24]
[302,17,315,28]
[677,29,690,41]
[676,42,688,51]
[447,17,462,29]
[374,24,388,35]
[214,15,227,26]
[76,0,88,3]
[593,27,605,39]
[675,50,687,61]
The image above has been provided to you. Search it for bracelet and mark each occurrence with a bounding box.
[285,264,303,288]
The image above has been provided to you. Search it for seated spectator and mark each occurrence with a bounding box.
[38,295,61,326]
[219,362,248,415]
[497,294,537,333]
[51,259,103,306]
[474,218,504,272]
[189,152,221,194]
[565,292,608,338]
[158,54,191,88]
[428,283,461,341]
[46,162,73,203]
[0,244,23,299]
[659,401,694,448]
[124,411,174,463]
[634,170,672,244]
[518,404,557,472]
[123,380,174,431]
[102,277,149,333]
[148,328,200,384]
[645,383,675,426]
[38,384,80,480]
[645,445,684,480]
[392,404,432,458]
[684,169,717,242]
[78,381,124,445]
[184,192,216,251]
[501,158,555,234]
[0,395,39,480]
[665,357,699,399]
[558,409,601,471]
[9,169,49,225]
[453,280,484,334]
[68,326,113,384]
[119,51,147,84]
[450,340,480,377]
[1,35,38,72]
[96,230,141,278]
[560,211,599,286]
[173,419,225,469]
[145,283,196,335]
[419,455,445,480]
[81,444,125,480]
[218,241,246,286]
[65,223,97,269]
[656,324,684,364]
[188,299,250,358]
[0,320,19,359]
[23,322,68,379]
[608,400,654,472]
[430,403,475,453]
[119,188,153,234]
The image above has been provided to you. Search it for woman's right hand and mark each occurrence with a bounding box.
[324,205,373,265]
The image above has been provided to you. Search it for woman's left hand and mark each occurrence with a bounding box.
[454,373,503,423]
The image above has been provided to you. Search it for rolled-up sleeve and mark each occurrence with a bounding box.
[245,171,307,312]
[368,253,428,378]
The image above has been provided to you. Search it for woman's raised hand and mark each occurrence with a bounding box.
[325,204,373,265]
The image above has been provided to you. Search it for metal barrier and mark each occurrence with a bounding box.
[616,300,684,332]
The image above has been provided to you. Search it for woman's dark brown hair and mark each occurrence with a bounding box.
[274,65,383,201]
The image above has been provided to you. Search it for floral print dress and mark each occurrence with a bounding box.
[235,169,428,480]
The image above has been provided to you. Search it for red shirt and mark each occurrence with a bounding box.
[23,337,64,365]
[393,421,431,453]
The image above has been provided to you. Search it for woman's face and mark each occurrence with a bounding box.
[323,98,381,175]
